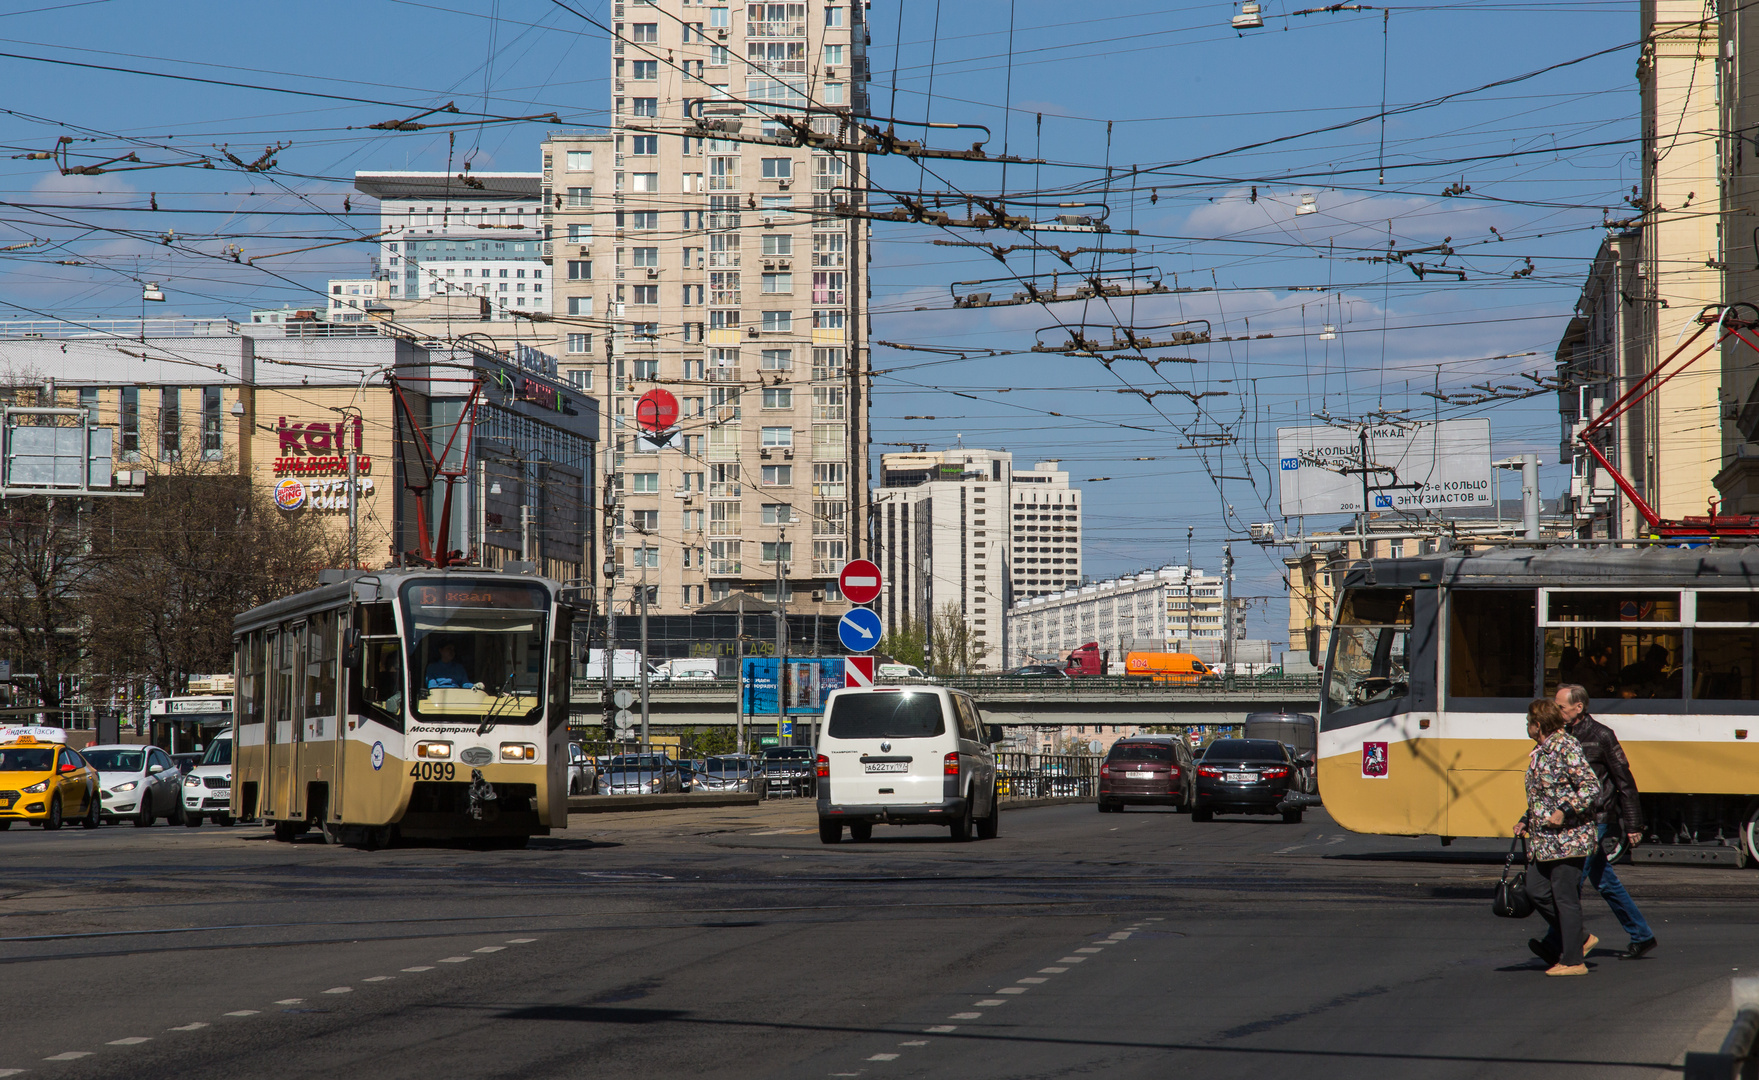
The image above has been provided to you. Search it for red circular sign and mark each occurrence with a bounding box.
[635,389,679,435]
[838,559,882,605]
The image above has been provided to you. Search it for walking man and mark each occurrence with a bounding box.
[1531,684,1658,963]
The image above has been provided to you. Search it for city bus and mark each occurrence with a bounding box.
[233,569,572,848]
[1318,546,1759,865]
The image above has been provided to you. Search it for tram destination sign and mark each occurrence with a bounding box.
[1277,418,1493,517]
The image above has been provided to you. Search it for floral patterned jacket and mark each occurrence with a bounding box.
[1523,731,1601,861]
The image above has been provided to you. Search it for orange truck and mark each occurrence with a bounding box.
[1123,652,1217,684]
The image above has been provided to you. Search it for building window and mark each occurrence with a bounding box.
[631,135,658,155]
[761,541,793,563]
[159,388,180,462]
[631,285,659,305]
[761,387,793,409]
[568,297,593,316]
[710,5,730,26]
[201,386,222,460]
[761,310,792,333]
[632,246,660,267]
[811,271,843,304]
[632,357,659,380]
[566,150,593,170]
[812,386,844,420]
[762,464,793,486]
[567,222,591,242]
[633,322,660,339]
[632,173,660,193]
[760,348,792,370]
[823,83,844,105]
[566,334,594,356]
[709,44,729,65]
[823,44,845,64]
[632,472,660,493]
[630,210,659,229]
[825,6,844,26]
[632,98,658,117]
[709,309,741,329]
[760,158,793,180]
[761,426,793,447]
[762,234,793,257]
[811,346,844,380]
[631,22,658,42]
[567,260,591,280]
[631,60,658,79]
[761,503,795,525]
[760,272,792,293]
[566,186,591,208]
[566,369,594,392]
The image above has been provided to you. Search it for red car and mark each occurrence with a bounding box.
[1097,736,1194,813]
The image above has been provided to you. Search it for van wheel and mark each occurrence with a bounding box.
[976,792,1000,840]
[818,818,843,844]
[849,821,873,842]
[949,796,973,843]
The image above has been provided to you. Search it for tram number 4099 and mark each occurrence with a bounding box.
[410,761,457,781]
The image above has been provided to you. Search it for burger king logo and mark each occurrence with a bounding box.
[274,478,307,511]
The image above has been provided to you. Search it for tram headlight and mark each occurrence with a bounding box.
[500,743,537,761]
[415,741,453,759]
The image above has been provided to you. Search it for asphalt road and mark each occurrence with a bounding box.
[1,801,1754,1079]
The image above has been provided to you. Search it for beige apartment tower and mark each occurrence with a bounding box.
[544,0,870,614]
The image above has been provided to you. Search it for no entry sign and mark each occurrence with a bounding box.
[635,389,679,434]
[838,559,882,604]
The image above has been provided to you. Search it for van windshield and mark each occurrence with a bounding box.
[826,693,946,739]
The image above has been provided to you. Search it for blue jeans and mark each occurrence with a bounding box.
[1542,823,1656,948]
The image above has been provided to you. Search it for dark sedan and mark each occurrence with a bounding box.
[1192,738,1302,823]
[1098,736,1193,813]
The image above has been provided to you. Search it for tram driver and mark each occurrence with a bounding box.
[424,641,474,689]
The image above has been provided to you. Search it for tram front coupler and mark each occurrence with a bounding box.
[468,768,500,821]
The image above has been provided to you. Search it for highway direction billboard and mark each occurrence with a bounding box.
[1276,418,1493,517]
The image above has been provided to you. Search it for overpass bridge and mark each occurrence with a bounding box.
[569,676,1323,736]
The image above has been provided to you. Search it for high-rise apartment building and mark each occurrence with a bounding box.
[543,0,870,615]
[1008,459,1081,601]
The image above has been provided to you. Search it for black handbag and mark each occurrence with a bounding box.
[1493,837,1534,919]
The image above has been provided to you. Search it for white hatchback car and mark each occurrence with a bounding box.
[815,685,1000,844]
[82,744,184,826]
[181,733,238,827]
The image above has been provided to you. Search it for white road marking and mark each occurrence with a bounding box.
[324,987,353,994]
[1108,933,1131,940]
[364,976,394,983]
[507,938,537,943]
[1058,956,1087,963]
[997,987,1027,995]
[168,1023,209,1031]
[473,946,505,953]
[223,1010,259,1017]
[949,1013,982,1020]
[1039,967,1068,974]
[867,1053,899,1061]
[0,1068,25,1076]
[275,999,303,1005]
[925,1025,958,1033]
[106,1038,150,1045]
[1147,917,1164,921]
[1075,947,1103,953]
[43,1053,89,1061]
[438,957,472,963]
[402,966,434,972]
[1017,977,1048,984]
[899,1040,928,1046]
[974,999,1008,1007]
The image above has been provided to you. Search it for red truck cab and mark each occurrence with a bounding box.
[1064,642,1108,677]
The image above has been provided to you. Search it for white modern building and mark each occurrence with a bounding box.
[1004,564,1230,669]
[1008,459,1082,601]
[326,278,382,323]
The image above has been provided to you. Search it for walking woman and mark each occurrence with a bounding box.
[1515,698,1602,976]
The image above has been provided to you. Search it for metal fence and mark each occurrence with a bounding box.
[566,738,768,796]
[996,752,1101,800]
[571,674,1323,695]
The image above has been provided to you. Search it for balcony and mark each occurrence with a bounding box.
[710,559,742,575]
[706,365,741,383]
[748,19,806,37]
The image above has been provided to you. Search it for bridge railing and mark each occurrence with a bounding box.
[570,674,1323,696]
[996,752,1101,800]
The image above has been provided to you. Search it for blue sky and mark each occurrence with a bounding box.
[0,0,1639,642]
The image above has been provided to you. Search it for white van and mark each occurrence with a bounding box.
[815,685,1000,843]
[652,658,719,681]
[875,663,925,680]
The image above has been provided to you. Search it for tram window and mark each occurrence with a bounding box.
[1546,591,1680,623]
[272,628,298,729]
[401,580,549,724]
[359,641,405,720]
[358,601,397,636]
[1448,590,1535,699]
[237,632,265,727]
[1690,631,1759,700]
[1326,588,1412,713]
[304,611,336,719]
[1545,629,1681,700]
[1695,592,1759,623]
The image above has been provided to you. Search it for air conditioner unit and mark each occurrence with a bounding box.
[825,66,836,78]
[761,213,776,225]
[783,448,794,459]
[778,179,790,190]
[760,448,773,458]
[717,27,728,38]
[763,260,775,270]
[578,245,591,255]
[646,268,659,278]
[747,326,760,337]
[811,589,825,601]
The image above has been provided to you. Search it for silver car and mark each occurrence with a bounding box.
[695,755,757,793]
[598,755,681,795]
[82,745,184,826]
[567,742,598,796]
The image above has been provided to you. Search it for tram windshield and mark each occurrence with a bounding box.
[1327,588,1413,712]
[400,580,549,725]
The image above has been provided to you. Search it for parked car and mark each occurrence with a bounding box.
[83,744,184,826]
[599,754,681,795]
[696,755,757,793]
[180,733,239,826]
[677,759,699,792]
[1191,738,1303,823]
[761,746,817,797]
[815,685,1001,843]
[566,743,598,796]
[0,727,99,830]
[1005,664,1069,678]
[1097,736,1194,813]
[876,663,926,680]
[652,659,719,681]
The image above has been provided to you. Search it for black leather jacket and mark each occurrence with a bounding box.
[1568,712,1642,835]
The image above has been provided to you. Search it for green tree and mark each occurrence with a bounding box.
[929,601,989,676]
[875,615,926,669]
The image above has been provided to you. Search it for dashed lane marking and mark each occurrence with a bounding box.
[364,976,394,982]
[1057,957,1087,963]
[43,1053,90,1061]
[275,999,303,1005]
[1039,967,1068,973]
[1018,977,1048,984]
[997,987,1027,995]
[949,1013,982,1020]
[507,938,537,943]
[168,1023,208,1031]
[474,946,505,953]
[402,966,434,972]
[867,1053,899,1061]
[1075,947,1103,954]
[438,957,473,963]
[925,1025,957,1033]
[900,1041,928,1046]
[974,999,1007,1007]
[106,1038,150,1045]
[0,1068,26,1076]
[223,1011,259,1017]
[324,987,353,995]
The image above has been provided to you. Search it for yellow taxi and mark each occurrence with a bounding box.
[0,727,99,830]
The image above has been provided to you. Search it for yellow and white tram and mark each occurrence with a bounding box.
[233,570,572,847]
[1319,547,1759,864]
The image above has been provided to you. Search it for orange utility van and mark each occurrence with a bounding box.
[1122,652,1216,684]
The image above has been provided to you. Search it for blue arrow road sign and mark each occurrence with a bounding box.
[838,607,883,653]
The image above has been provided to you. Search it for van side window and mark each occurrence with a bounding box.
[953,695,980,740]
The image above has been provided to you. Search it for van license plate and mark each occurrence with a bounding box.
[864,763,907,773]
[1226,772,1253,783]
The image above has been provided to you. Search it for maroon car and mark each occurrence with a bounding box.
[1097,736,1194,813]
